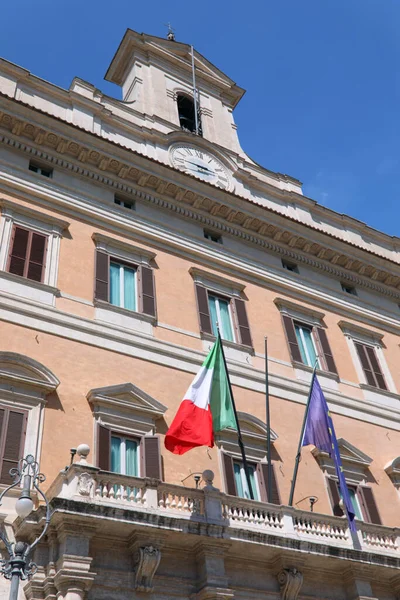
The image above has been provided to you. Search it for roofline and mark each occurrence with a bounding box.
[1,89,400,264]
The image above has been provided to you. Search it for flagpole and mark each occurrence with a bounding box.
[217,331,254,500]
[265,337,272,503]
[288,363,318,506]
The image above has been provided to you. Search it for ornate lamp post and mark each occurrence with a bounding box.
[0,455,50,600]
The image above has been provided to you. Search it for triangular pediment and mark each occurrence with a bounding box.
[87,383,167,418]
[105,29,245,108]
[312,438,372,467]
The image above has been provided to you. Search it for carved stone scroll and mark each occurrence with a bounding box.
[134,546,161,592]
[278,568,303,600]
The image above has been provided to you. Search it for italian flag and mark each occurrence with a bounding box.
[165,336,237,455]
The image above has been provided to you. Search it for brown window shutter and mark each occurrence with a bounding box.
[282,315,303,363]
[359,486,382,524]
[0,409,27,485]
[365,346,387,390]
[98,424,111,471]
[222,453,237,496]
[27,232,47,282]
[233,299,252,347]
[327,478,344,517]
[258,463,281,505]
[8,226,29,277]
[195,285,213,335]
[316,327,338,375]
[139,266,156,317]
[143,436,162,479]
[355,343,377,387]
[95,251,109,302]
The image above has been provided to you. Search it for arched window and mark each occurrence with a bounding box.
[177,94,202,135]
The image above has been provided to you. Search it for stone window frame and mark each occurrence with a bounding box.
[0,199,69,289]
[0,352,59,489]
[216,411,280,504]
[338,321,397,395]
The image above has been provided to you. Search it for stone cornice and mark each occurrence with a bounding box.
[0,104,400,299]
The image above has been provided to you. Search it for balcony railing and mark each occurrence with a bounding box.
[47,457,400,558]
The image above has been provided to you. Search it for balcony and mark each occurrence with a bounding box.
[43,451,400,561]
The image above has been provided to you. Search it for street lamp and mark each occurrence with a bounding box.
[0,455,50,600]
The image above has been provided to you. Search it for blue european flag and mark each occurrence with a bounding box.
[302,376,357,533]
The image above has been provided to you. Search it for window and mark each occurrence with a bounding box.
[95,250,156,317]
[282,260,299,273]
[0,353,59,485]
[98,426,161,479]
[0,406,27,485]
[89,382,167,481]
[29,162,53,178]
[114,195,135,210]
[223,454,280,504]
[7,225,47,283]
[354,342,387,390]
[110,261,137,311]
[111,434,140,477]
[281,314,337,374]
[233,461,260,501]
[341,283,357,296]
[194,284,252,347]
[204,230,222,244]
[208,294,234,341]
[327,478,381,524]
[177,94,202,135]
[294,322,320,368]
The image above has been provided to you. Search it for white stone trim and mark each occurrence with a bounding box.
[2,165,400,340]
[0,352,59,466]
[343,331,397,395]
[88,383,167,459]
[92,232,156,267]
[1,286,400,430]
[95,301,154,336]
[189,267,245,298]
[0,200,66,288]
[274,297,324,328]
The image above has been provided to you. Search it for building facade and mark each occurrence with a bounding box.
[0,29,399,600]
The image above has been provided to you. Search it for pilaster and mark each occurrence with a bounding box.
[192,540,233,600]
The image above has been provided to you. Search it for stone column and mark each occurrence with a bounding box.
[193,540,234,600]
[344,568,379,600]
[52,518,97,600]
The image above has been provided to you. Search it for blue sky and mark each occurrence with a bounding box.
[1,1,399,236]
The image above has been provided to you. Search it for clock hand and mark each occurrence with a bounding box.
[185,160,214,173]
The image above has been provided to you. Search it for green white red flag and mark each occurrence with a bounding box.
[165,336,237,455]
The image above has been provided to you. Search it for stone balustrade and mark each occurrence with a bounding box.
[47,449,400,559]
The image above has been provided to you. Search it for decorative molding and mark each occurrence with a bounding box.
[338,320,384,344]
[0,116,400,301]
[77,472,95,497]
[189,267,245,296]
[0,351,59,393]
[384,457,400,488]
[87,382,167,419]
[92,232,156,265]
[0,198,70,231]
[278,568,303,600]
[274,297,325,323]
[134,546,161,593]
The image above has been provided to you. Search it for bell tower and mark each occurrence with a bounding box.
[105,29,246,153]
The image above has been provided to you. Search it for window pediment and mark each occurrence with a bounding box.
[384,457,400,488]
[312,438,372,484]
[0,352,59,395]
[216,411,278,462]
[87,383,167,420]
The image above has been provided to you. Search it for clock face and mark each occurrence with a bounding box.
[170,145,231,190]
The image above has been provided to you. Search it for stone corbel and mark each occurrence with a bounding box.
[134,546,161,592]
[278,568,303,600]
